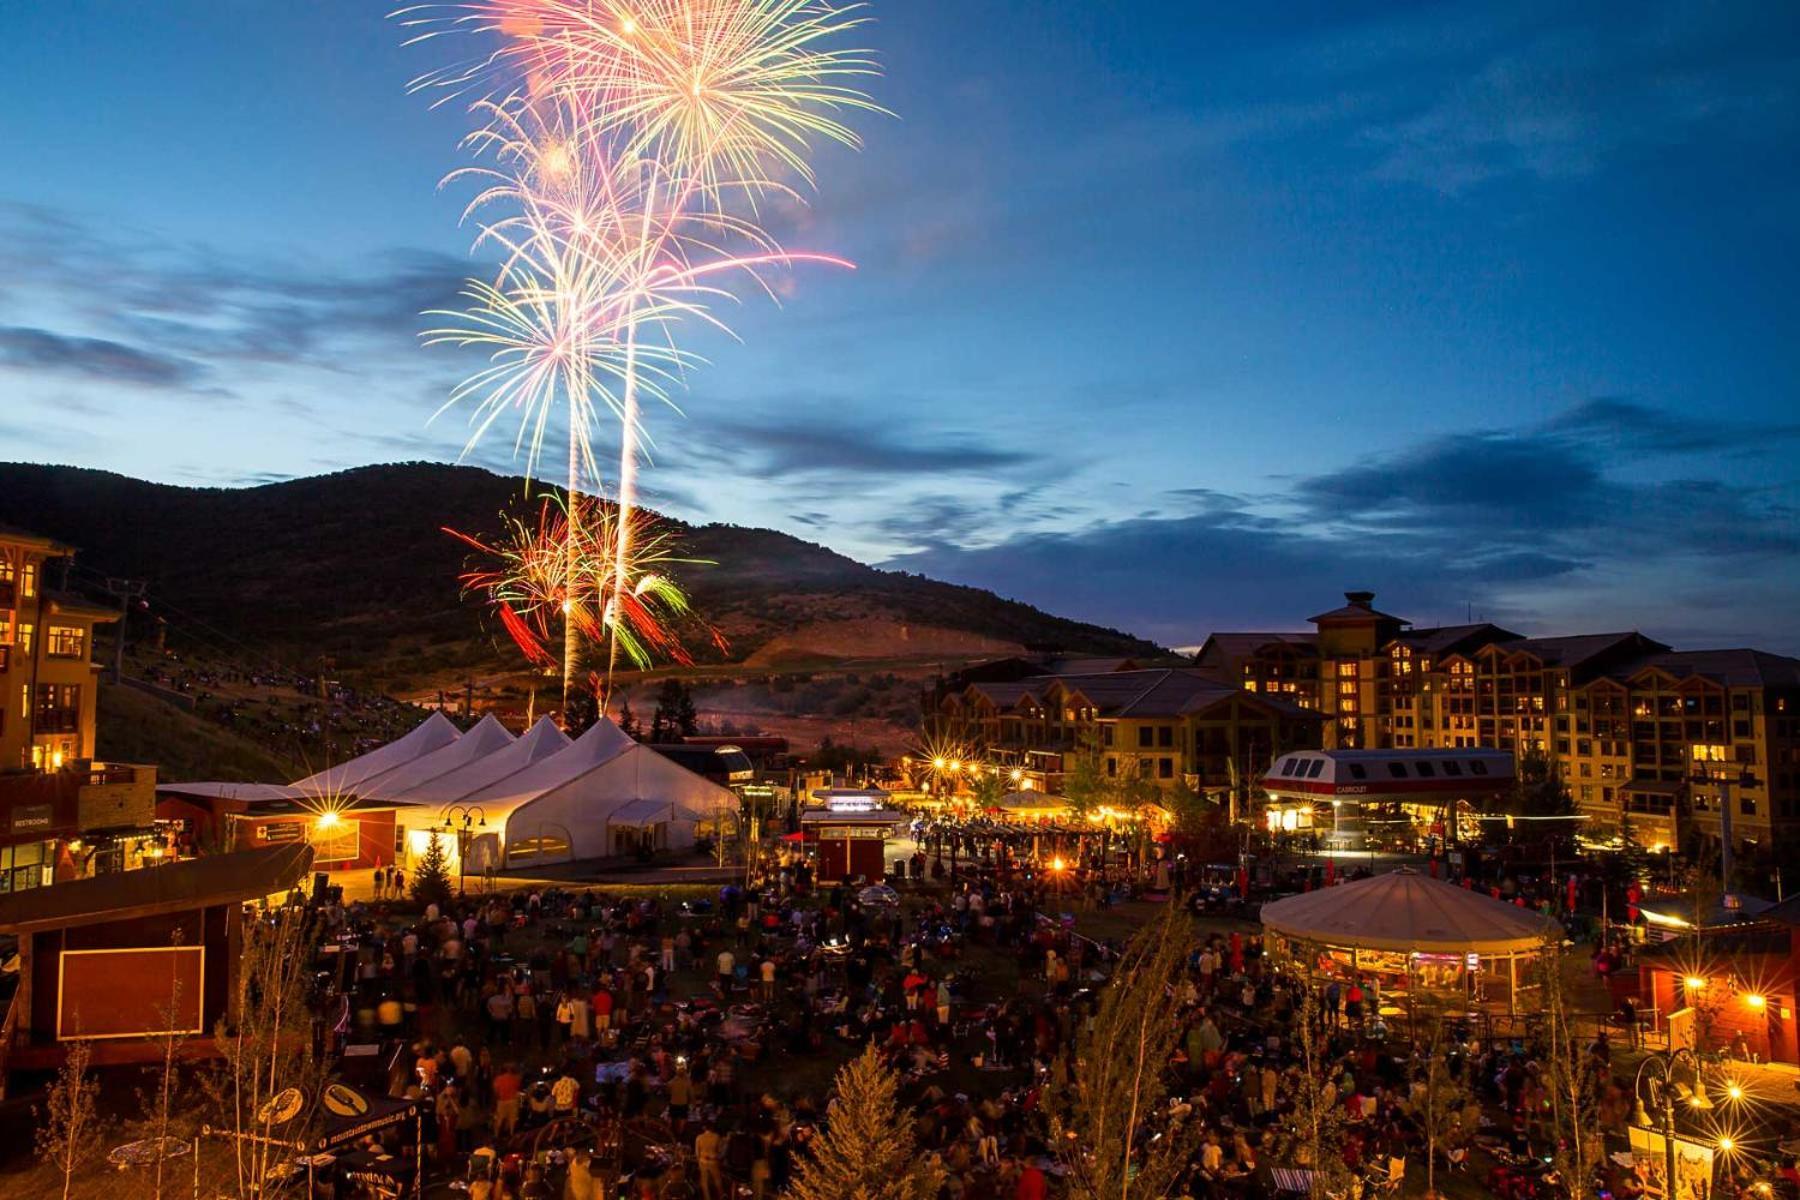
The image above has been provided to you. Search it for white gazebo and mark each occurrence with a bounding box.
[1260,869,1561,1014]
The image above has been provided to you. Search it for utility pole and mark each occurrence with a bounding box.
[103,578,146,683]
[464,678,475,718]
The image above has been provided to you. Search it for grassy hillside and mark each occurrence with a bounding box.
[0,461,1164,690]
[95,681,298,782]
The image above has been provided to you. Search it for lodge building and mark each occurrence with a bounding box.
[940,663,1325,795]
[1193,591,1800,853]
[0,525,158,894]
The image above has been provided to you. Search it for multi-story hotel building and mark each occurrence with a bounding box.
[0,525,157,891]
[939,663,1324,795]
[1194,592,1800,853]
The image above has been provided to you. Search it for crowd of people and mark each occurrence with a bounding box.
[133,648,424,762]
[292,845,1796,1200]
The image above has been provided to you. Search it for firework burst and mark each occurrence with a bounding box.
[400,0,880,709]
[446,493,726,672]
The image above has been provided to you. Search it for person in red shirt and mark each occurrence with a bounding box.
[492,1064,523,1139]
[1013,1159,1048,1200]
[591,984,615,1032]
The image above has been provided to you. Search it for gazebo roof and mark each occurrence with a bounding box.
[1260,869,1559,955]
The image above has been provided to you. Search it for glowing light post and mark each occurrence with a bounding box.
[441,805,487,895]
[1632,1048,1726,1197]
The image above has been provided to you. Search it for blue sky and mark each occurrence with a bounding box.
[1,1,1796,651]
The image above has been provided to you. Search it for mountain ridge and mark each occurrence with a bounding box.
[0,461,1165,686]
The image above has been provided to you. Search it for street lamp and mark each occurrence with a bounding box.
[1632,1048,1714,1198]
[441,805,486,896]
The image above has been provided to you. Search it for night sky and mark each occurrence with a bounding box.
[2,1,1796,651]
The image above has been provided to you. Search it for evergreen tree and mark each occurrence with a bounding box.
[786,1044,945,1200]
[563,685,598,736]
[411,831,454,909]
[651,678,687,742]
[675,682,700,737]
[617,698,641,740]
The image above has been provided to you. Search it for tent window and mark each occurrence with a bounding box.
[508,834,571,862]
[1469,760,1488,776]
[1305,759,1325,779]
[1387,762,1408,779]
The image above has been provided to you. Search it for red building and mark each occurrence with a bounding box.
[0,844,314,1078]
[1635,898,1800,1066]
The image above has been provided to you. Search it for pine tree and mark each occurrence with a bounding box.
[675,682,700,737]
[411,830,454,909]
[35,1037,102,1200]
[617,698,641,740]
[786,1045,945,1200]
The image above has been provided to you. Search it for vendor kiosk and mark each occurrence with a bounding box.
[800,790,907,883]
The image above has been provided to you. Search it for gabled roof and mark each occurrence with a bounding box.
[1491,632,1667,673]
[1388,623,1521,656]
[385,715,572,807]
[1623,649,1800,690]
[1200,632,1319,660]
[1040,657,1142,675]
[0,845,314,933]
[457,716,635,808]
[358,714,516,800]
[290,711,462,796]
[0,523,74,554]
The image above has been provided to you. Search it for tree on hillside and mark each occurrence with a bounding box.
[411,830,454,909]
[563,684,598,736]
[617,697,641,740]
[650,679,699,741]
[35,1036,102,1200]
[1048,903,1201,1199]
[786,1044,945,1200]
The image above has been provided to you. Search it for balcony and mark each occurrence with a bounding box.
[34,708,80,735]
[76,762,158,832]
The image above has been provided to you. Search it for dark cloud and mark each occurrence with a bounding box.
[890,398,1800,648]
[0,325,207,388]
[0,203,467,379]
[697,410,1043,480]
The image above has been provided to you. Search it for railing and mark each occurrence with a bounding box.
[34,708,80,734]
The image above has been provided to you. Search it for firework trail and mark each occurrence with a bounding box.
[400,0,880,711]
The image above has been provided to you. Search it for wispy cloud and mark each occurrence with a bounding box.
[0,324,209,388]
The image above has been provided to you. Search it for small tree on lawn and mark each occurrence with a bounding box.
[411,829,454,909]
[1048,902,1200,1199]
[127,930,196,1200]
[1403,1009,1473,1197]
[36,1035,102,1200]
[1290,984,1352,1199]
[786,1044,945,1200]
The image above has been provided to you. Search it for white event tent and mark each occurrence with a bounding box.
[451,716,736,869]
[356,714,516,801]
[385,716,571,809]
[289,710,462,797]
[167,710,732,872]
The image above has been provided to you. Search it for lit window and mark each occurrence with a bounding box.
[45,625,84,659]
